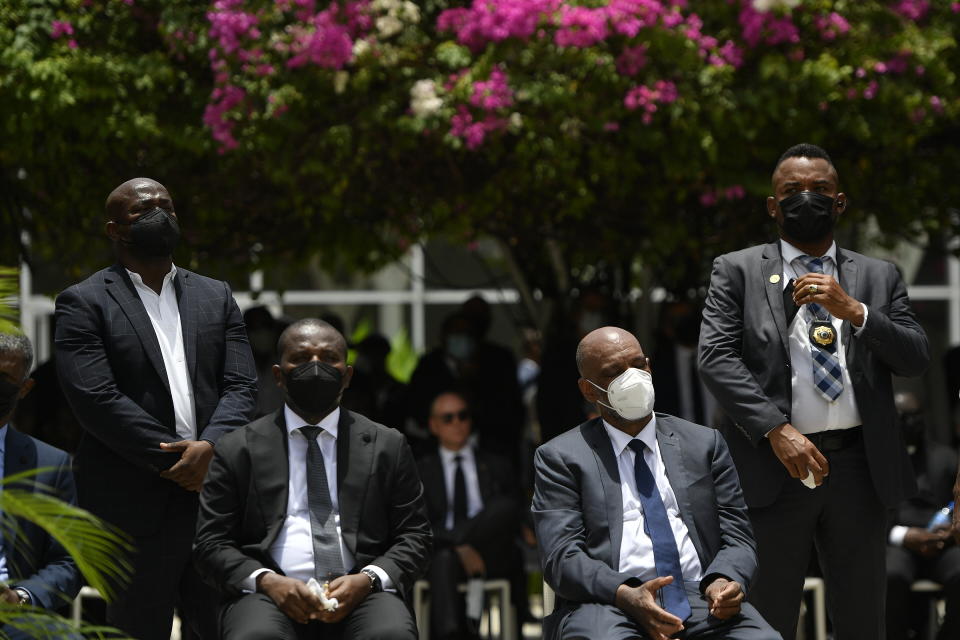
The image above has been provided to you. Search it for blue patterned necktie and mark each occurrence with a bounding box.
[299,426,345,581]
[799,256,843,402]
[627,440,692,621]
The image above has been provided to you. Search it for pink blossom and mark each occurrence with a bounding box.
[739,5,799,48]
[699,191,717,207]
[715,40,744,68]
[724,185,746,200]
[555,6,608,48]
[891,1,930,21]
[930,95,944,114]
[470,68,513,110]
[915,65,926,76]
[437,0,561,52]
[885,51,911,74]
[616,44,648,76]
[449,105,507,149]
[953,2,960,12]
[863,80,878,100]
[603,121,620,131]
[814,12,850,41]
[50,20,74,39]
[203,84,246,151]
[874,62,887,74]
[855,67,866,79]
[624,80,678,119]
[68,39,78,48]
[207,5,259,55]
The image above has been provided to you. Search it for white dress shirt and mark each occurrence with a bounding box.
[603,417,703,583]
[126,265,197,441]
[244,405,391,592]
[779,240,865,434]
[438,445,484,530]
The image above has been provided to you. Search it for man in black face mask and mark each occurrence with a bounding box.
[699,143,929,638]
[194,318,432,640]
[53,177,258,639]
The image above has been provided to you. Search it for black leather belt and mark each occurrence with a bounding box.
[806,426,862,452]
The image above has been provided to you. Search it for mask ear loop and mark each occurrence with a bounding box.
[586,378,617,414]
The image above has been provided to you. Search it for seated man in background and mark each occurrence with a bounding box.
[194,319,432,640]
[417,391,524,640]
[0,332,81,627]
[533,327,779,640]
[886,391,960,640]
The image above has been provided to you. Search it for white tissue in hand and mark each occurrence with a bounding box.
[306,578,340,611]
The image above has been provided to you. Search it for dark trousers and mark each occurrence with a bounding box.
[747,441,886,640]
[427,497,524,639]
[219,591,418,640]
[548,582,780,640]
[106,490,218,640]
[886,545,960,640]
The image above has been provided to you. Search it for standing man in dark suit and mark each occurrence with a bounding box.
[699,143,930,639]
[54,178,258,639]
[533,327,779,640]
[0,332,81,627]
[418,391,523,640]
[194,319,432,639]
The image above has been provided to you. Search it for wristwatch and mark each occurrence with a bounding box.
[13,588,30,606]
[360,568,382,593]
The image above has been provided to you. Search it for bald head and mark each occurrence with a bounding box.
[576,327,641,378]
[105,178,171,221]
[277,319,347,363]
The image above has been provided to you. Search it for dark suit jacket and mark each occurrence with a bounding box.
[3,427,82,610]
[532,414,756,635]
[891,440,957,530]
[53,264,257,535]
[699,242,929,508]
[417,449,520,559]
[193,409,433,602]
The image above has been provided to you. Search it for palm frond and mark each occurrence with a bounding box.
[1,468,133,601]
[0,265,18,334]
[0,603,134,639]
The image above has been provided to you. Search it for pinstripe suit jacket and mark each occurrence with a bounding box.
[54,264,257,536]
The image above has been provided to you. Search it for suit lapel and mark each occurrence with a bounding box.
[582,419,623,569]
[836,248,859,352]
[103,265,170,395]
[337,411,374,558]
[761,242,790,353]
[3,428,35,479]
[656,416,708,565]
[250,412,290,546]
[174,269,199,383]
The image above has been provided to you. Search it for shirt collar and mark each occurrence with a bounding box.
[284,404,340,440]
[602,414,658,458]
[780,239,837,266]
[126,264,178,289]
[439,444,474,466]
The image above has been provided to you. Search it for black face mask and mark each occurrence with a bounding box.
[0,377,22,419]
[123,207,181,257]
[778,191,838,244]
[284,361,343,418]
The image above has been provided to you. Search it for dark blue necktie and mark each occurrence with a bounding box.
[627,439,692,621]
[300,426,345,581]
[798,255,843,402]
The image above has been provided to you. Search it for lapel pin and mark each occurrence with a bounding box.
[769,274,781,284]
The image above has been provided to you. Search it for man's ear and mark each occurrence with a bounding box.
[766,196,778,220]
[835,193,847,213]
[272,364,284,388]
[578,378,599,403]
[342,365,353,390]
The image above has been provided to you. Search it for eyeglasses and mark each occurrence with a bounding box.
[435,409,470,424]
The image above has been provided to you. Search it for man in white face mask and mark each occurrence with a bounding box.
[532,327,779,640]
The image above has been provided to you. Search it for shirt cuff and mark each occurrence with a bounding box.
[889,525,909,547]
[852,303,869,333]
[243,568,274,593]
[15,587,33,605]
[363,564,395,593]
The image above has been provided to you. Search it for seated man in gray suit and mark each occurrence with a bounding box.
[0,332,82,634]
[532,327,779,640]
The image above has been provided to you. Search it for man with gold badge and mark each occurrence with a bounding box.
[698,144,929,639]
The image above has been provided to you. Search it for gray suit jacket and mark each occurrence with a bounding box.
[532,414,756,637]
[698,242,929,508]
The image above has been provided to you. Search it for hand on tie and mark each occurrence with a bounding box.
[792,273,864,326]
[704,577,744,620]
[257,572,326,625]
[767,423,829,485]
[615,577,685,640]
[159,440,215,491]
[316,574,375,623]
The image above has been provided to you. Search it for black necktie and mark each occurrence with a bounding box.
[299,426,344,581]
[783,278,800,326]
[453,454,468,526]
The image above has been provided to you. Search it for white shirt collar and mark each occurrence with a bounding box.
[283,404,340,440]
[126,264,178,288]
[439,444,474,465]
[780,239,837,266]
[602,414,658,458]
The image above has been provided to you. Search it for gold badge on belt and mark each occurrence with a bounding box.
[809,320,836,349]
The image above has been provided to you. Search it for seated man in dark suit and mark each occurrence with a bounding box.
[194,319,432,640]
[0,332,81,628]
[886,392,960,640]
[418,391,524,640]
[532,327,779,640]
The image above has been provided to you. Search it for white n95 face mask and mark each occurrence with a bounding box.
[588,367,655,421]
